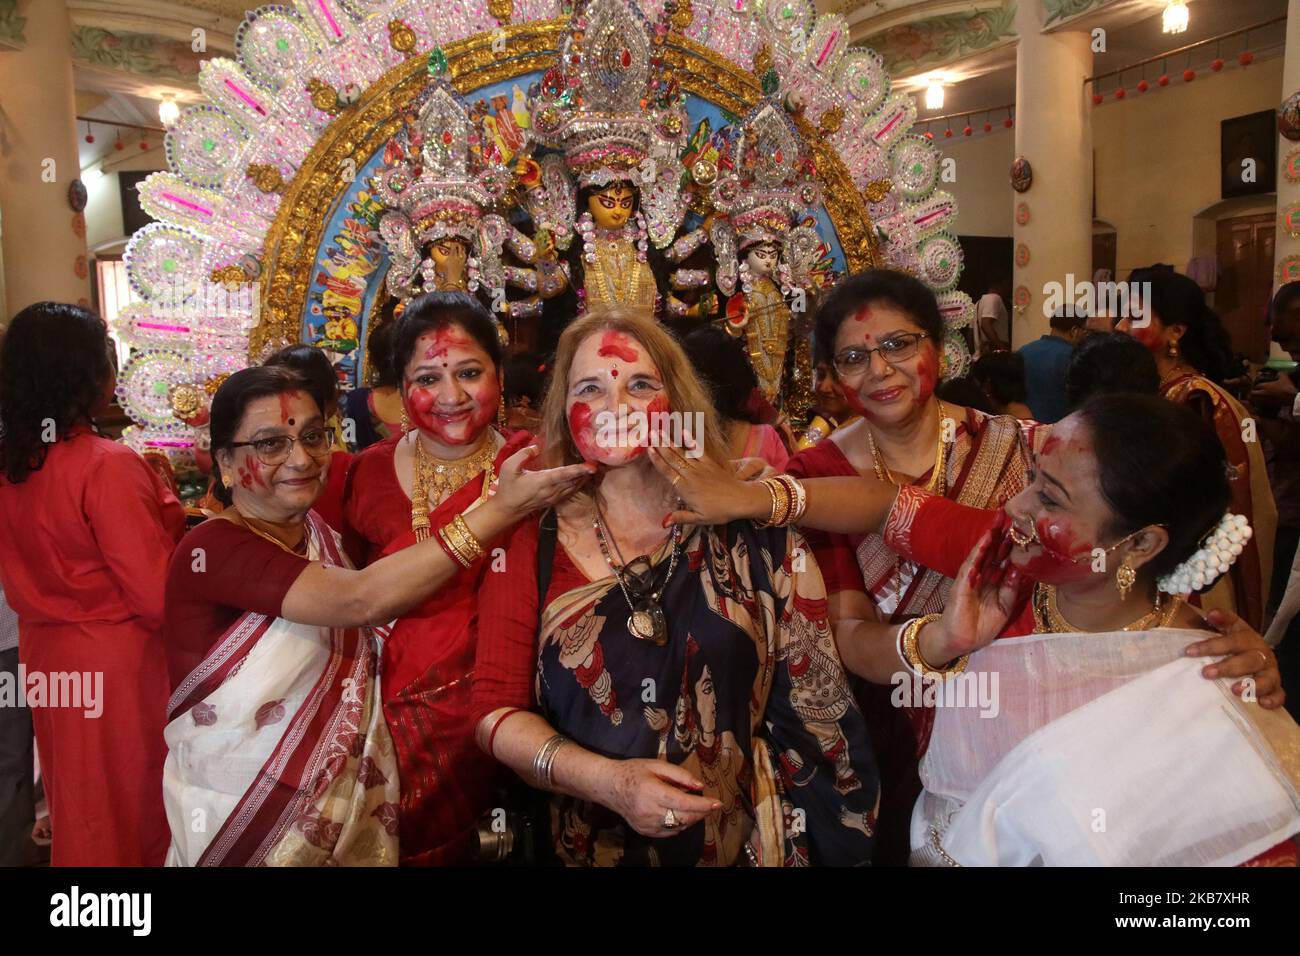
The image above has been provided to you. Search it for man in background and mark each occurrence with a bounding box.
[1018,306,1086,423]
[974,275,1011,355]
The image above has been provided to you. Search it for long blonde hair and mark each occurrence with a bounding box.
[539,307,728,469]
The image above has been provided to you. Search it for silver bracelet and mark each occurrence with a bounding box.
[532,734,568,788]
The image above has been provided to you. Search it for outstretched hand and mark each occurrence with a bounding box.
[1185,608,1285,709]
[923,518,1027,664]
[648,437,767,527]
[492,444,596,515]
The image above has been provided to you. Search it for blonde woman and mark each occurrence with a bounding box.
[472,308,879,866]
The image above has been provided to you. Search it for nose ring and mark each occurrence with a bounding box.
[1007,518,1038,548]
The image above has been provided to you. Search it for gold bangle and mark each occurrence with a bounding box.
[450,513,486,562]
[902,613,968,679]
[437,523,475,568]
[771,476,793,526]
[776,474,807,524]
[755,477,781,527]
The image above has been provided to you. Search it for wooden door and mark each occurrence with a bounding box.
[1215,213,1275,362]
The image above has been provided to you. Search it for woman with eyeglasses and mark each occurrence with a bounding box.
[780,269,1051,862]
[0,302,185,866]
[655,394,1296,866]
[161,365,592,865]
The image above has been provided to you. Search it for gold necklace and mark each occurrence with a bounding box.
[232,509,308,557]
[865,400,950,496]
[1031,582,1180,634]
[1158,362,1194,388]
[409,432,498,541]
[865,401,950,611]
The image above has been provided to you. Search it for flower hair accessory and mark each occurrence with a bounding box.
[1157,512,1251,595]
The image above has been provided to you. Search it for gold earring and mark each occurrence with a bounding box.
[401,407,411,436]
[220,472,233,490]
[498,394,507,427]
[1115,557,1136,601]
[1167,341,1180,359]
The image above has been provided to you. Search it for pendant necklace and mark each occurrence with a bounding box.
[592,499,680,647]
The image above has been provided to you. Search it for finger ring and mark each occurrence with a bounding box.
[663,808,678,829]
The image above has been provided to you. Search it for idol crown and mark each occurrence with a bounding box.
[531,0,686,187]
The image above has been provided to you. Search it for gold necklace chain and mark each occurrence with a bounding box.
[1032,582,1180,634]
[231,509,308,557]
[410,432,498,541]
[866,400,950,495]
[865,401,951,610]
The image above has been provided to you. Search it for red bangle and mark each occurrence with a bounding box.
[487,707,526,758]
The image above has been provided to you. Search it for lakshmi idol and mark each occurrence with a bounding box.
[341,291,596,865]
[374,77,568,346]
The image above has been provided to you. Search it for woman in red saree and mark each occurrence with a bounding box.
[659,393,1295,865]
[1117,269,1276,632]
[163,365,592,865]
[342,291,552,865]
[783,270,1049,861]
[0,302,184,866]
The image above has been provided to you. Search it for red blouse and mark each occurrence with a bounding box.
[163,519,310,692]
[472,515,590,723]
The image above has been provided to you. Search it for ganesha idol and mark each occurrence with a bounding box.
[527,0,716,321]
[372,77,568,342]
[712,102,826,411]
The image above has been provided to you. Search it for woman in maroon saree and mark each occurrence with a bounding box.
[343,291,552,865]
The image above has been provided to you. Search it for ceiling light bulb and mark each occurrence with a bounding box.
[925,79,944,111]
[159,97,180,126]
[1163,1,1189,35]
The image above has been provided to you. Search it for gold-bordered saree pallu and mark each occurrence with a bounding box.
[163,512,399,866]
[534,521,880,866]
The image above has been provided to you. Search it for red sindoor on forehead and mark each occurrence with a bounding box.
[597,330,639,363]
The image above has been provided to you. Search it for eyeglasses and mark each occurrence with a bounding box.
[229,428,331,466]
[832,332,929,378]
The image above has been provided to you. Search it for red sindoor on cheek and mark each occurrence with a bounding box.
[1015,516,1096,583]
[237,455,267,490]
[841,385,874,420]
[915,351,938,405]
[568,401,599,461]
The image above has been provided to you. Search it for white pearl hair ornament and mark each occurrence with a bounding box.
[1157,511,1252,596]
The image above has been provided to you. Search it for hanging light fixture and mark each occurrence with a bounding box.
[1162,1,1189,35]
[158,95,180,126]
[924,75,945,110]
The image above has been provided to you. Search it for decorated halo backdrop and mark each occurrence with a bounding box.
[119,0,971,458]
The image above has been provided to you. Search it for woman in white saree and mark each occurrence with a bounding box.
[656,393,1296,865]
[161,366,594,865]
